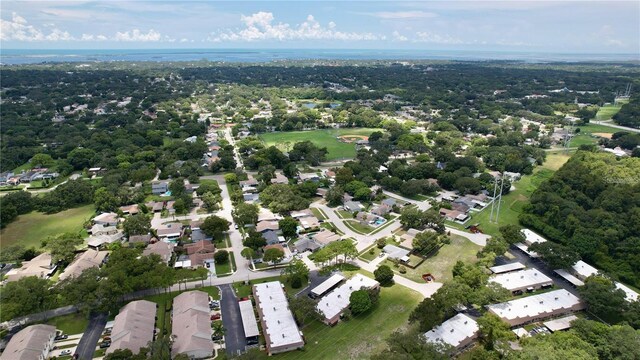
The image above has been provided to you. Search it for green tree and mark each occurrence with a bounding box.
[214,250,229,264]
[30,153,54,168]
[279,217,298,240]
[412,231,444,256]
[477,313,515,351]
[374,265,395,286]
[169,178,186,197]
[243,230,266,250]
[0,276,58,321]
[399,207,425,229]
[200,192,221,211]
[529,242,581,270]
[241,247,256,261]
[94,187,119,212]
[579,276,629,324]
[371,330,451,360]
[349,289,373,314]
[46,232,83,264]
[288,295,320,326]
[511,331,597,360]
[233,202,259,227]
[263,247,285,266]
[201,215,230,239]
[67,148,96,170]
[499,224,525,244]
[281,259,309,288]
[123,214,151,237]
[325,185,344,207]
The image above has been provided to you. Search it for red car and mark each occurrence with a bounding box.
[210,314,221,320]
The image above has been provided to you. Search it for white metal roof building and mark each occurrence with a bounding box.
[570,260,599,280]
[310,274,345,299]
[316,274,379,325]
[615,282,639,302]
[238,300,260,342]
[489,269,553,293]
[543,315,578,332]
[423,314,479,349]
[253,281,304,355]
[521,229,547,246]
[490,262,526,274]
[487,290,585,327]
[553,269,585,287]
[513,243,540,258]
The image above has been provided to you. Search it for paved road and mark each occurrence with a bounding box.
[219,284,246,356]
[382,190,432,211]
[0,305,78,332]
[75,313,107,360]
[591,120,640,133]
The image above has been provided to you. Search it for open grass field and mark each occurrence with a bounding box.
[447,152,570,237]
[259,128,381,160]
[569,122,622,147]
[0,204,95,250]
[267,282,422,360]
[44,313,89,334]
[595,103,624,121]
[385,234,480,283]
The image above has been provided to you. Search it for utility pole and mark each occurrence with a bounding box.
[489,175,499,223]
[494,174,505,224]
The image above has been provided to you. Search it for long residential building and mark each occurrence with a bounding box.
[107,300,157,355]
[309,273,345,299]
[253,281,304,355]
[0,324,56,360]
[489,269,553,294]
[171,291,214,359]
[316,274,379,325]
[487,290,585,327]
[238,300,260,345]
[59,249,109,281]
[424,314,479,349]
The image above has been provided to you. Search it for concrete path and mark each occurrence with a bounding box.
[446,227,489,246]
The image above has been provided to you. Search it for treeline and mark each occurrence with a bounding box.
[520,150,640,287]
[613,94,640,128]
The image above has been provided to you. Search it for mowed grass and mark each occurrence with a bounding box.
[260,128,381,160]
[570,122,623,147]
[270,283,423,360]
[0,205,95,250]
[44,313,89,335]
[385,234,480,284]
[447,152,570,237]
[595,103,623,121]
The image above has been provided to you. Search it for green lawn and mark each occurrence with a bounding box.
[595,103,623,121]
[215,256,232,275]
[259,128,381,160]
[343,220,374,235]
[44,313,89,334]
[310,208,327,220]
[337,210,354,219]
[0,204,95,250]
[447,153,570,237]
[569,133,598,147]
[233,276,300,298]
[386,234,480,283]
[270,282,423,360]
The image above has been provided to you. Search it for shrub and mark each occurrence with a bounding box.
[214,250,229,264]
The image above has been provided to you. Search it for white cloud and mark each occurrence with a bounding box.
[210,12,380,42]
[0,12,70,41]
[114,29,162,42]
[392,31,408,42]
[414,31,464,44]
[368,11,437,19]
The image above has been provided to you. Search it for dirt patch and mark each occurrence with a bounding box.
[338,135,369,143]
[592,132,613,139]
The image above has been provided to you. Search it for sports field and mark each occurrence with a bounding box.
[259,128,381,160]
[595,101,626,121]
[0,204,95,250]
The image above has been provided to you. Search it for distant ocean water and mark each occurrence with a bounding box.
[1,48,638,65]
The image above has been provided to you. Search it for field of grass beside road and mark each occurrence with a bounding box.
[259,128,381,160]
[0,204,95,250]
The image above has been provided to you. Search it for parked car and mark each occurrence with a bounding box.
[99,341,111,349]
[210,314,221,320]
[61,350,72,356]
[55,334,68,341]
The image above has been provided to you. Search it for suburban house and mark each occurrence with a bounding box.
[439,208,469,222]
[370,204,391,216]
[190,229,213,242]
[356,212,376,225]
[262,230,283,245]
[87,230,125,249]
[316,188,328,197]
[184,240,216,267]
[381,198,397,208]
[316,274,380,325]
[290,210,320,230]
[151,181,169,195]
[155,222,183,241]
[253,281,305,354]
[240,178,259,193]
[293,237,323,253]
[106,300,157,356]
[171,291,214,359]
[0,324,57,360]
[128,234,157,245]
[93,212,119,226]
[487,290,585,327]
[343,200,364,212]
[5,253,57,282]
[256,220,279,233]
[89,224,119,236]
[118,204,139,215]
[59,249,109,281]
[146,201,164,213]
[424,314,479,350]
[271,172,289,184]
[311,229,342,246]
[383,244,411,262]
[142,241,174,264]
[298,172,321,182]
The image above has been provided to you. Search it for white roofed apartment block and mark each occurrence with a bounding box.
[570,260,599,280]
[253,281,304,355]
[521,229,547,246]
[238,300,260,345]
[490,262,526,274]
[553,269,585,287]
[489,269,553,295]
[615,282,639,302]
[423,314,479,350]
[487,290,585,326]
[316,274,379,325]
[171,291,214,359]
[309,273,345,299]
[107,300,157,355]
[0,324,56,360]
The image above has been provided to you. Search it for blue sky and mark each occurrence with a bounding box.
[1,1,638,53]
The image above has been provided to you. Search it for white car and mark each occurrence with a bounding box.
[60,350,72,356]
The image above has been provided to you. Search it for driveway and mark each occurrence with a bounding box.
[219,284,246,356]
[74,313,107,360]
[295,270,330,298]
